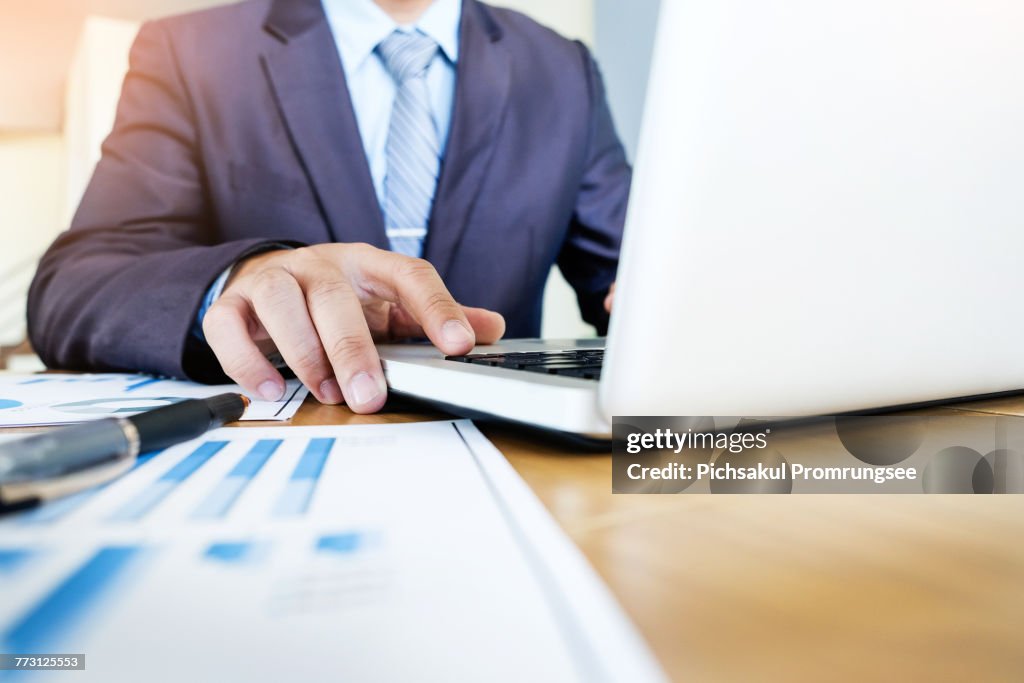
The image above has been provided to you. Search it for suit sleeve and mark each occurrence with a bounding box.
[556,42,633,335]
[27,21,281,382]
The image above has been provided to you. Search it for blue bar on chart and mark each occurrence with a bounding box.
[109,442,226,522]
[192,439,282,519]
[16,376,118,385]
[316,532,363,555]
[15,489,95,526]
[0,548,32,575]
[1,545,142,654]
[203,540,269,566]
[273,438,334,517]
[123,377,164,392]
[16,451,161,526]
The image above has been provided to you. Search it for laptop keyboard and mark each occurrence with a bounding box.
[445,349,605,380]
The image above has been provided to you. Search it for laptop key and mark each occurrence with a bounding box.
[445,350,605,381]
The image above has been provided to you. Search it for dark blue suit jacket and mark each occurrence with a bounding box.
[28,0,631,382]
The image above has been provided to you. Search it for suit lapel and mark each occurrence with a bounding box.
[424,1,511,277]
[260,0,388,248]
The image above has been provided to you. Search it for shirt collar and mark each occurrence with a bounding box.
[416,0,461,63]
[323,0,461,71]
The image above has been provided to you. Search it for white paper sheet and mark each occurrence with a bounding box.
[0,373,308,426]
[0,420,664,683]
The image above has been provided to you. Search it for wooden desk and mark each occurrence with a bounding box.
[289,397,1024,682]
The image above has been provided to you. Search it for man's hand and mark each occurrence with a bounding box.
[202,243,506,413]
[604,282,616,314]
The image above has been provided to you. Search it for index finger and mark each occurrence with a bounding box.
[348,251,478,355]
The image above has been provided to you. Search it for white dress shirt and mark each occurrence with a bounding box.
[321,0,461,205]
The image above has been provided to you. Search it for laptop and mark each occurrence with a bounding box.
[378,0,1024,438]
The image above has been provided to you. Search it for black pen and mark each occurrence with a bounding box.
[0,393,249,511]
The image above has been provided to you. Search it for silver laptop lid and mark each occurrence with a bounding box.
[603,0,1024,417]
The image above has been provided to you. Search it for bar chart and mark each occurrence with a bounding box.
[5,433,341,531]
[0,421,660,683]
[98,436,338,524]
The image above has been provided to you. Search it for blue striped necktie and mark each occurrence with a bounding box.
[376,30,441,258]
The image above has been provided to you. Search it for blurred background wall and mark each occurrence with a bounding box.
[594,0,660,163]
[0,0,659,364]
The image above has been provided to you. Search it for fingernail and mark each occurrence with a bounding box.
[347,371,383,407]
[319,378,343,405]
[442,320,474,348]
[257,380,284,402]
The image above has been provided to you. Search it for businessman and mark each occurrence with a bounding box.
[28,0,630,413]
